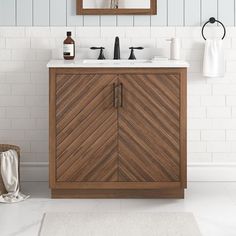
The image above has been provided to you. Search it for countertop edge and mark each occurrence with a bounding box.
[47,60,190,68]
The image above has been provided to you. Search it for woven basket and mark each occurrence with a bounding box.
[0,144,20,195]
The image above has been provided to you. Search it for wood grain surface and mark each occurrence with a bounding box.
[49,68,187,198]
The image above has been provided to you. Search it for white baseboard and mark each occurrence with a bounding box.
[20,162,236,182]
[21,162,49,182]
[188,163,236,181]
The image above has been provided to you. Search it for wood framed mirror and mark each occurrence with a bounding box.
[76,0,157,15]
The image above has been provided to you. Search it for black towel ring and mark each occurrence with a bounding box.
[202,17,226,40]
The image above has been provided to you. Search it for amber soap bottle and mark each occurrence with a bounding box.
[63,31,75,60]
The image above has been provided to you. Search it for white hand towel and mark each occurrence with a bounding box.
[0,150,29,203]
[203,39,225,77]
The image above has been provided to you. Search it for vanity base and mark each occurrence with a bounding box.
[49,67,187,199]
[51,188,184,199]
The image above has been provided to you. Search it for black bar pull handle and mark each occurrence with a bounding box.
[113,83,116,108]
[120,83,123,107]
[113,83,120,108]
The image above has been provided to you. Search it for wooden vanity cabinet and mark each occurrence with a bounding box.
[49,68,187,198]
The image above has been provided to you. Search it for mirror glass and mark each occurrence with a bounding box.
[83,0,150,9]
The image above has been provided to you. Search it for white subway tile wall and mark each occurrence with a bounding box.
[0,26,236,165]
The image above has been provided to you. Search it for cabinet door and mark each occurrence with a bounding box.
[118,74,181,182]
[55,73,118,182]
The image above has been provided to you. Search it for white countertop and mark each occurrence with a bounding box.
[47,60,189,68]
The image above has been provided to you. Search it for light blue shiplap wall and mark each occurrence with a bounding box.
[0,0,236,27]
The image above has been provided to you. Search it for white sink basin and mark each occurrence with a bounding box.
[82,59,151,65]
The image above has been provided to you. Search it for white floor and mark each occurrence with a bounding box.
[0,182,236,236]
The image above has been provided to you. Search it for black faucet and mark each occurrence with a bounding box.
[90,47,106,60]
[113,36,120,60]
[128,47,144,60]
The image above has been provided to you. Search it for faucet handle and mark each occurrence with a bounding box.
[128,47,144,60]
[90,47,106,60]
[129,47,144,50]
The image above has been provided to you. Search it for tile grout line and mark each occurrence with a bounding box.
[183,0,185,27]
[167,0,169,26]
[31,0,33,26]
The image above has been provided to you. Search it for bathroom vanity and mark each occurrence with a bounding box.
[47,60,188,199]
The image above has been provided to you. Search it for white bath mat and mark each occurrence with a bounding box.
[39,212,201,236]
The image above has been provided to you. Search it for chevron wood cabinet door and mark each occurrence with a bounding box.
[50,71,119,184]
[49,68,187,198]
[118,73,181,182]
